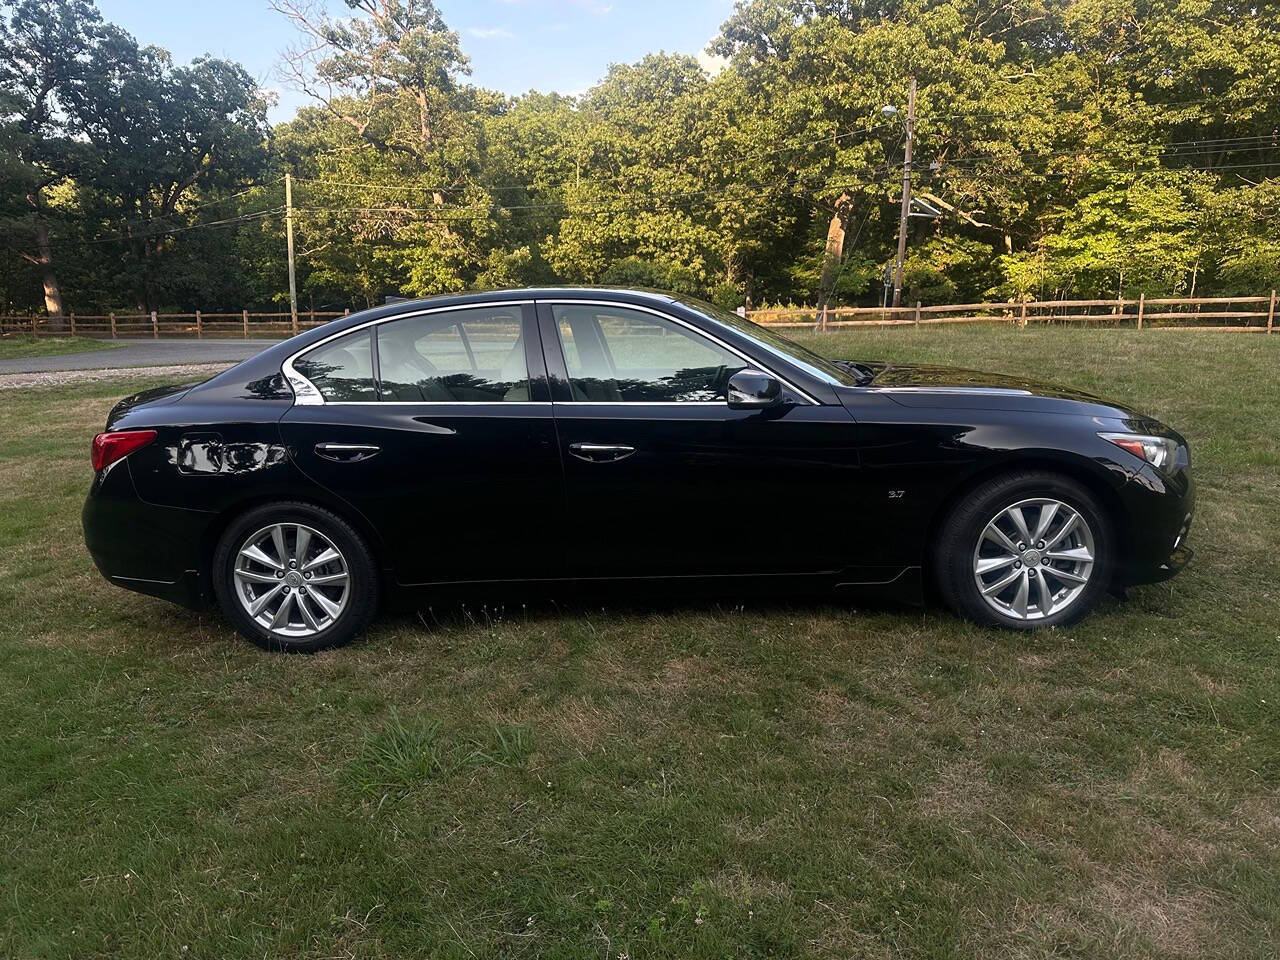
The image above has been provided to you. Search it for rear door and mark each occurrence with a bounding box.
[538,300,862,580]
[279,302,565,586]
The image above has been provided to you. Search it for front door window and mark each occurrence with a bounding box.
[552,304,747,402]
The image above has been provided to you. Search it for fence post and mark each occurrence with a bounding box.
[70,312,76,336]
[914,301,921,327]
[195,310,202,339]
[31,315,37,335]
[1269,290,1276,335]
[1137,293,1145,330]
[109,312,116,339]
[242,309,249,337]
[151,310,158,339]
[344,308,350,316]
[1019,299,1028,329]
[309,307,315,328]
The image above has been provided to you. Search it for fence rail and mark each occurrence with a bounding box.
[749,292,1278,333]
[0,309,350,339]
[2,293,1277,337]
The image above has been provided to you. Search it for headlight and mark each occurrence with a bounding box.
[1098,432,1179,470]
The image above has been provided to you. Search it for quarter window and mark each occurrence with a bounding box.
[552,305,747,402]
[293,330,377,402]
[377,308,529,402]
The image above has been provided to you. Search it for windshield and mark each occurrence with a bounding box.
[677,297,862,387]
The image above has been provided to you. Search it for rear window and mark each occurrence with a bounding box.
[293,330,377,402]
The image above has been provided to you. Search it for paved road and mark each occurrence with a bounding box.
[0,338,283,374]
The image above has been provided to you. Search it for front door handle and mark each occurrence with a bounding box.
[315,442,380,462]
[568,442,636,463]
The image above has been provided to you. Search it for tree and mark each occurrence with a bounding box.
[65,41,270,311]
[0,0,107,323]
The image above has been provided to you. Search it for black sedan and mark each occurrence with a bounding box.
[83,288,1194,651]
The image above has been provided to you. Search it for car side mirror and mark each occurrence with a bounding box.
[727,369,783,409]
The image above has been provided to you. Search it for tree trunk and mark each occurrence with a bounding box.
[816,192,852,330]
[27,191,66,331]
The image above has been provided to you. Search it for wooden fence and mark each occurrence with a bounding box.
[2,293,1276,337]
[749,293,1278,333]
[0,309,350,339]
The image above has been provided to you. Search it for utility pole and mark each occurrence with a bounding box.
[285,171,299,336]
[891,77,917,309]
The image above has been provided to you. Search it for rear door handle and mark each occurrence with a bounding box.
[568,442,636,463]
[314,442,380,462]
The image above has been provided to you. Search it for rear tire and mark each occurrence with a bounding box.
[213,501,378,652]
[935,471,1114,629]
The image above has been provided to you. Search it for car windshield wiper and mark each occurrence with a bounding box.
[831,359,877,385]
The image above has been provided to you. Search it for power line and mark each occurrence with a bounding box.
[930,135,1280,172]
[48,208,283,248]
[78,178,285,235]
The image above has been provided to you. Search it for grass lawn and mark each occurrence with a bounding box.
[1,327,1277,958]
[0,333,118,360]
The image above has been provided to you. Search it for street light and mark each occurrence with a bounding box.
[880,104,898,119]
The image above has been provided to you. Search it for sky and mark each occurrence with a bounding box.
[96,0,734,124]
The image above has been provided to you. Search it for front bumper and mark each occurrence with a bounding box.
[1115,463,1195,586]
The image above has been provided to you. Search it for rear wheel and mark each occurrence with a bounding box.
[213,502,378,652]
[935,471,1114,629]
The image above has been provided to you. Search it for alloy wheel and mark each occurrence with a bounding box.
[233,523,350,638]
[971,497,1095,621]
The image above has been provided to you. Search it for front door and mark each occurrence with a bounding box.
[279,303,564,586]
[538,301,862,580]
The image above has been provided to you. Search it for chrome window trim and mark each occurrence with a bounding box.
[865,386,1033,396]
[538,299,819,406]
[554,401,736,406]
[292,401,552,407]
[281,296,819,407]
[281,300,535,406]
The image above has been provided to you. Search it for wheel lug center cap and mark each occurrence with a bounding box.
[1021,549,1041,567]
[285,571,303,587]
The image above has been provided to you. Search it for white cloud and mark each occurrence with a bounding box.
[569,0,614,13]
[696,49,728,77]
[466,26,517,40]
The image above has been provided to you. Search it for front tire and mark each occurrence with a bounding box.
[935,471,1114,629]
[213,502,378,652]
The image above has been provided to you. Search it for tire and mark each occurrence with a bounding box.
[934,470,1114,630]
[212,501,379,652]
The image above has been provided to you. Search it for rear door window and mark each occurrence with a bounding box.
[377,308,529,402]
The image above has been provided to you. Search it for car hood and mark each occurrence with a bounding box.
[838,361,1137,418]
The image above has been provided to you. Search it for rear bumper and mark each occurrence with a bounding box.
[82,461,214,611]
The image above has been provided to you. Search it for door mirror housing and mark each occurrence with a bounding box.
[727,369,783,409]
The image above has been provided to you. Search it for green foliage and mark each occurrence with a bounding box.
[3,0,1280,313]
[599,256,703,295]
[904,235,1002,304]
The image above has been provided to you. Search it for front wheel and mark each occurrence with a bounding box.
[935,471,1114,629]
[212,502,379,652]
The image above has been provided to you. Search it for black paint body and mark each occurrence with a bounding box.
[82,288,1194,612]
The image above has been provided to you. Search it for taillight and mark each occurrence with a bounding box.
[91,429,157,472]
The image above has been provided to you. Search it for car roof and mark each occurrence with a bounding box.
[378,286,678,310]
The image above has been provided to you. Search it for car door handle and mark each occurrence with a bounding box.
[568,442,636,463]
[314,442,380,462]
